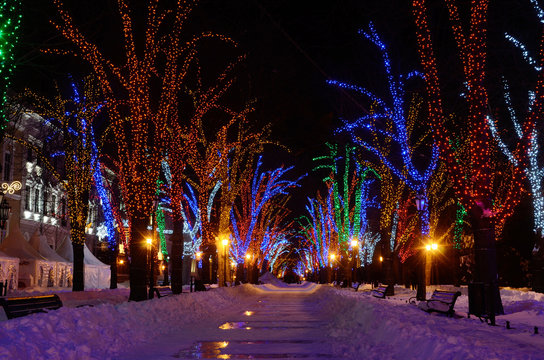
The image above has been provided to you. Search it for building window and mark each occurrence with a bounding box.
[26,148,32,162]
[51,195,56,216]
[34,188,40,213]
[24,186,30,211]
[3,152,11,181]
[43,189,48,215]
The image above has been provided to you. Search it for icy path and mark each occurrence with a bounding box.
[121,282,337,359]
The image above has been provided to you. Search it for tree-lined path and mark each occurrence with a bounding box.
[122,283,337,359]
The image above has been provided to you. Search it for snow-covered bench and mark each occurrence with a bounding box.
[413,289,462,317]
[371,284,391,298]
[0,294,63,319]
[352,282,361,292]
[153,286,173,298]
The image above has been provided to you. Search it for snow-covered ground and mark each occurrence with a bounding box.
[0,282,543,359]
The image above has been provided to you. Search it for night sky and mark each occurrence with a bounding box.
[11,0,541,218]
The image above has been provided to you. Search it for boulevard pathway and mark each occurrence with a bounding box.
[173,282,336,359]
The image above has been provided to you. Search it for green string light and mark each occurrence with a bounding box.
[155,179,168,256]
[453,203,466,250]
[0,0,21,135]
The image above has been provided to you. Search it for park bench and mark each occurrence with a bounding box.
[0,294,63,319]
[412,289,462,317]
[352,282,361,292]
[153,286,173,298]
[371,284,391,298]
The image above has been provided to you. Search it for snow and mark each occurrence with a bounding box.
[0,283,543,359]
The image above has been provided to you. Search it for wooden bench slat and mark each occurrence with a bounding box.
[371,284,391,299]
[416,289,461,317]
[0,294,63,319]
[153,286,173,298]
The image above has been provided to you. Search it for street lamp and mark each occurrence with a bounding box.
[222,237,229,286]
[415,193,426,301]
[245,253,251,283]
[146,237,154,298]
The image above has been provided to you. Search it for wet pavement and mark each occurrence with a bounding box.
[173,286,336,359]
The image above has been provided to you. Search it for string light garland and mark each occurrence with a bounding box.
[49,0,241,299]
[412,0,527,237]
[67,80,120,252]
[487,4,544,237]
[0,0,21,135]
[23,79,103,247]
[162,160,201,255]
[49,0,238,235]
[230,156,303,264]
[328,23,438,236]
[302,147,380,266]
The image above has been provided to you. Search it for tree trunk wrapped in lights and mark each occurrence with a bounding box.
[486,2,544,291]
[411,0,534,319]
[313,143,381,286]
[0,0,22,139]
[51,0,234,300]
[328,25,439,239]
[19,79,102,291]
[230,157,303,282]
[166,51,271,286]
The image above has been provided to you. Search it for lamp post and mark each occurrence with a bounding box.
[245,253,251,283]
[351,239,358,285]
[146,237,154,298]
[425,243,438,285]
[329,253,336,284]
[231,261,237,285]
[415,194,427,301]
[222,237,229,287]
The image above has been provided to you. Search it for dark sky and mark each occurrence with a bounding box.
[11,0,541,216]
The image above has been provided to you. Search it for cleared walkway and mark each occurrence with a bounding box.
[173,283,337,359]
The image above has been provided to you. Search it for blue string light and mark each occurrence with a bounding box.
[489,12,544,236]
[328,22,438,235]
[231,156,304,263]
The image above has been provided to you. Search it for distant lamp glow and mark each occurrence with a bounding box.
[431,243,438,251]
[119,259,124,264]
[330,254,336,261]
[351,239,358,248]
[146,238,152,246]
[196,251,202,260]
[161,265,165,270]
[425,244,431,251]
[157,251,163,261]
[379,256,383,262]
[245,253,251,260]
[222,238,229,247]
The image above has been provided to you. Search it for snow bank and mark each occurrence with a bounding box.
[2,284,544,359]
[320,287,544,359]
[0,286,257,360]
[258,271,285,287]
